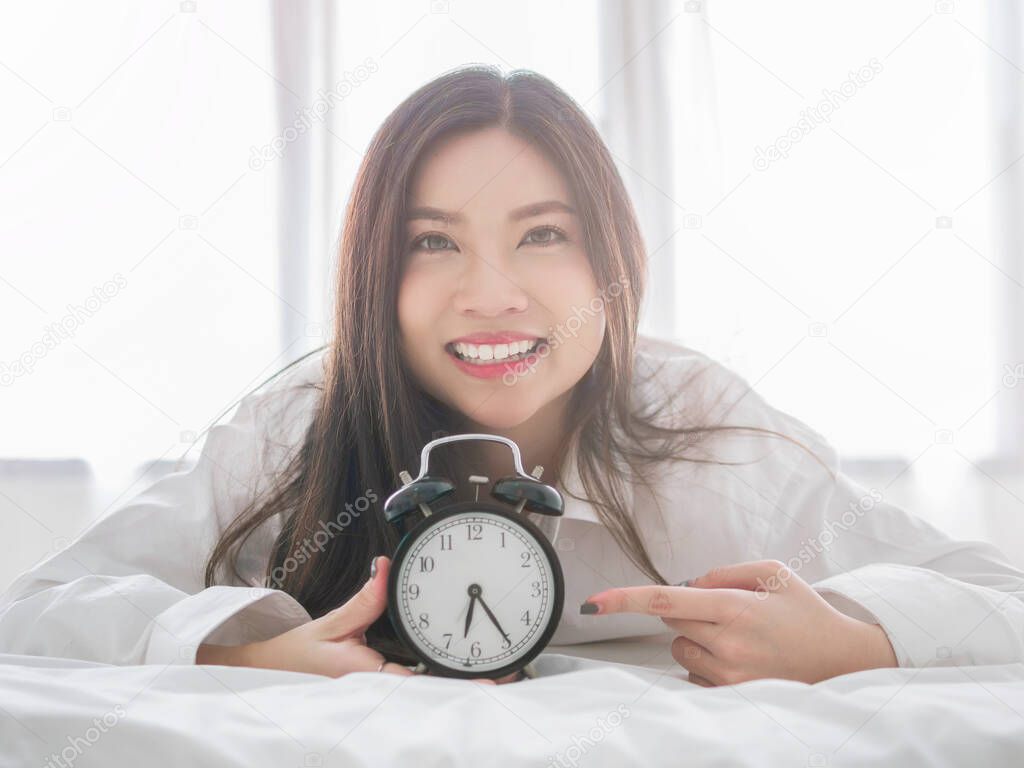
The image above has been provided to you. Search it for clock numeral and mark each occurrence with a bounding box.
[499,531,506,548]
[442,633,453,650]
[470,641,481,658]
[500,635,511,649]
[521,609,531,626]
[520,551,532,568]
[531,580,541,598]
[418,555,435,573]
[408,584,420,600]
[418,612,430,629]
[440,533,453,551]
[466,523,482,541]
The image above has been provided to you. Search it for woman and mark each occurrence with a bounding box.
[2,65,1022,688]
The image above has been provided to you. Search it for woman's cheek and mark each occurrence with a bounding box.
[396,277,443,382]
[397,269,442,338]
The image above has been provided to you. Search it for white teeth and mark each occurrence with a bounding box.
[451,339,540,363]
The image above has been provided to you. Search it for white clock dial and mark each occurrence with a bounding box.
[395,510,557,673]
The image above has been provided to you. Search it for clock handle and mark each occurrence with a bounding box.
[412,433,536,481]
[383,432,565,522]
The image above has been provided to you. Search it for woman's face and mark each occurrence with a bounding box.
[398,126,605,431]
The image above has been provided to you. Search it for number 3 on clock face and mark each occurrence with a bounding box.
[386,502,565,678]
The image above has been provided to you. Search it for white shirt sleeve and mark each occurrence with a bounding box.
[761,430,1024,669]
[0,364,321,666]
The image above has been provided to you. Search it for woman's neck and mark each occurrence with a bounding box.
[459,390,573,488]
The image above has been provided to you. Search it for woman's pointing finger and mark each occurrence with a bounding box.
[579,584,731,621]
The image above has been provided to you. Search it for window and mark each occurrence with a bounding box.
[671,1,1013,468]
[1,3,287,481]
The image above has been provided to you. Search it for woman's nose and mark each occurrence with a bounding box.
[451,251,530,317]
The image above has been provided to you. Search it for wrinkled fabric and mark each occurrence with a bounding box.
[2,335,1023,677]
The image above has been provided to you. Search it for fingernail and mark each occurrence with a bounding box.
[368,556,378,583]
[579,601,599,615]
[678,578,693,587]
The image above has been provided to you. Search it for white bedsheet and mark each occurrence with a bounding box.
[2,639,1023,767]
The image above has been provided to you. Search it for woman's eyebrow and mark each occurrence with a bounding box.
[405,199,576,225]
[508,199,576,221]
[406,206,459,225]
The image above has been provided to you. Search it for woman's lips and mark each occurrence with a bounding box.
[445,341,548,379]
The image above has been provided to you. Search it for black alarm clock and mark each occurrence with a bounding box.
[382,433,565,680]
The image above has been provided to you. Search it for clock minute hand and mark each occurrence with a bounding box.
[476,594,511,643]
[464,594,477,638]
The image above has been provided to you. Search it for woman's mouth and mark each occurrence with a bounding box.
[444,338,548,379]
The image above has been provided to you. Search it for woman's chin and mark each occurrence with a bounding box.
[457,403,539,432]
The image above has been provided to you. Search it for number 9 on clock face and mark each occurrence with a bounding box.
[386,502,565,678]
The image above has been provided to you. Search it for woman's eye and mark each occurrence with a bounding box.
[521,226,566,246]
[413,233,455,252]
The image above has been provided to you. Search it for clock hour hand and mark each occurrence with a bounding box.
[476,594,511,644]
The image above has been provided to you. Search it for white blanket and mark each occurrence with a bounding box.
[3,639,1023,767]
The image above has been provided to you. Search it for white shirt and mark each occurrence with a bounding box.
[2,335,1022,670]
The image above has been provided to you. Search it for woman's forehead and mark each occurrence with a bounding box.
[408,127,572,217]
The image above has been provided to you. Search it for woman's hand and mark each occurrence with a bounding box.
[579,559,898,686]
[198,555,517,684]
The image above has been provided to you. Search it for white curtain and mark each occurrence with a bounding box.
[990,0,1024,461]
[597,0,720,339]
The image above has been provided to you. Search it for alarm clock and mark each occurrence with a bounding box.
[382,433,565,680]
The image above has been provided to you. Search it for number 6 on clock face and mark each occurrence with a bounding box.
[387,502,565,678]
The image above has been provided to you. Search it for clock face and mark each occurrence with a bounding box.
[389,505,563,676]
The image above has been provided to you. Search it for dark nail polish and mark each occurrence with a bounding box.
[579,601,599,615]
[369,556,378,581]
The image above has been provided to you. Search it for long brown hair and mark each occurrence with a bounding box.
[204,65,823,664]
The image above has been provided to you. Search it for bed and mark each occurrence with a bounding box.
[3,634,1023,767]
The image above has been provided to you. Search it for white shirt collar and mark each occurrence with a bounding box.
[536,421,637,528]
